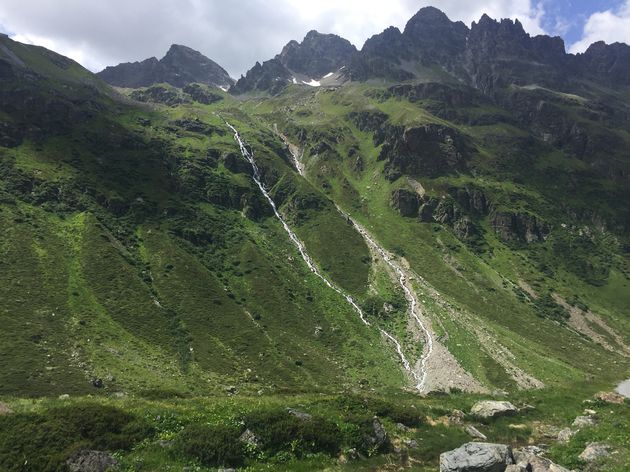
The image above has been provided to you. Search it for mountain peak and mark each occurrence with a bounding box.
[98,44,234,89]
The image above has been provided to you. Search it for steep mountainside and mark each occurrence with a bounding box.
[1,7,630,472]
[97,44,234,89]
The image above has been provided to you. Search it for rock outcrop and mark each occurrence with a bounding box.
[66,450,118,472]
[376,124,473,179]
[490,211,550,244]
[470,400,518,418]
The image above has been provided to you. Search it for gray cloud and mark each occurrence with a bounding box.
[0,0,548,77]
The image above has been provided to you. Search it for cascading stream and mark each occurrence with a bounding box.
[277,129,433,392]
[345,216,434,392]
[226,121,418,384]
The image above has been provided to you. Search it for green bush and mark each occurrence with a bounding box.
[244,409,342,457]
[176,423,245,468]
[0,404,152,472]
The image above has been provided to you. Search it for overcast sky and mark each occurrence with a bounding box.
[1,0,629,78]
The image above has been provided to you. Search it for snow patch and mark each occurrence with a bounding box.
[292,77,298,84]
[218,86,228,92]
[323,72,334,79]
[302,79,321,87]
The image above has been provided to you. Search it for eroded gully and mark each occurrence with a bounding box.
[226,122,423,389]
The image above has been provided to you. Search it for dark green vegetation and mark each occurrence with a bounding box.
[1,386,628,471]
[1,5,630,470]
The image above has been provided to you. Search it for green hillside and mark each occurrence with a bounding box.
[0,32,629,471]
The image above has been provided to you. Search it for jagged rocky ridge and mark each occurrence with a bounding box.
[98,44,234,89]
[233,6,630,95]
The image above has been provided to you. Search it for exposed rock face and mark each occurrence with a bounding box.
[391,189,420,217]
[279,30,356,78]
[66,450,118,472]
[98,44,234,89]
[377,124,472,179]
[348,110,389,132]
[470,400,518,418]
[440,442,513,472]
[350,7,630,95]
[490,211,550,244]
[232,31,356,94]
[577,41,630,87]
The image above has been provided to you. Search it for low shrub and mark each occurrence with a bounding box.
[0,403,152,472]
[176,423,245,468]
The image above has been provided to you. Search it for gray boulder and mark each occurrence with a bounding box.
[513,447,571,472]
[470,400,518,418]
[0,402,12,415]
[572,415,596,428]
[579,442,610,462]
[66,450,118,472]
[440,442,513,472]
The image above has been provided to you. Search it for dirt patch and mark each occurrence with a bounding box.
[553,294,630,356]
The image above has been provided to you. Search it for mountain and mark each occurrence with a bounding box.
[1,7,630,472]
[230,30,357,94]
[97,44,234,89]
[234,6,630,97]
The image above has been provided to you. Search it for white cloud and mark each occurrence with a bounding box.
[569,1,630,53]
[0,0,548,77]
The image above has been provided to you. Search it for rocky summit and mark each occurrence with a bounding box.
[97,44,234,89]
[0,5,629,472]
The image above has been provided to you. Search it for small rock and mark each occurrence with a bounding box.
[556,428,575,443]
[218,469,236,472]
[371,417,389,450]
[465,425,487,440]
[345,448,362,461]
[92,379,104,389]
[225,385,237,395]
[579,442,611,462]
[449,409,465,424]
[440,442,514,472]
[470,400,518,418]
[239,429,260,448]
[0,402,12,415]
[572,415,596,428]
[594,391,625,404]
[286,408,312,421]
[404,439,419,449]
[157,440,174,448]
[66,450,118,472]
[583,409,597,416]
[58,394,70,401]
[396,422,412,432]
